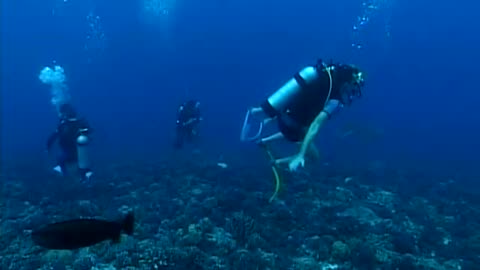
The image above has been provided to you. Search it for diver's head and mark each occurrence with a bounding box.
[58,103,77,120]
[335,64,365,105]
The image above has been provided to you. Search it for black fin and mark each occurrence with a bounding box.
[122,211,134,235]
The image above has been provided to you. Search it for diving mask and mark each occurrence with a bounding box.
[340,71,364,105]
[353,71,365,87]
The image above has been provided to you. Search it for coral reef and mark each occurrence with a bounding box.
[0,157,475,269]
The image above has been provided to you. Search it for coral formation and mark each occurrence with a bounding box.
[0,157,473,269]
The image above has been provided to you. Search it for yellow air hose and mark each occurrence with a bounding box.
[263,145,281,203]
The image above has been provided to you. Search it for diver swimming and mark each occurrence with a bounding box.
[241,59,366,171]
[46,103,93,183]
[174,99,203,149]
[39,64,94,183]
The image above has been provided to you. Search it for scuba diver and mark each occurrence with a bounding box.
[46,104,93,183]
[241,59,365,171]
[174,99,202,149]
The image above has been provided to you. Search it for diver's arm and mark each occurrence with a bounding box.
[46,131,59,151]
[297,111,329,157]
[184,116,202,126]
[183,119,193,126]
[297,99,342,157]
[77,118,91,135]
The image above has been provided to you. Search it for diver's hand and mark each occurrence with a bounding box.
[289,155,305,172]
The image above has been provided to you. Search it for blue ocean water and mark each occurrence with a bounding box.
[2,0,478,176]
[1,0,480,268]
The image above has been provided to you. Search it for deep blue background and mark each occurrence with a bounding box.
[1,0,479,180]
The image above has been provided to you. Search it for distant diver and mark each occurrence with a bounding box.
[31,212,134,250]
[174,99,202,149]
[46,103,93,183]
[241,59,365,171]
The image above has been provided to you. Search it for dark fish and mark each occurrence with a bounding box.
[31,212,134,250]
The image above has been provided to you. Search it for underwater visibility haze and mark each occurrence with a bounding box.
[1,0,480,269]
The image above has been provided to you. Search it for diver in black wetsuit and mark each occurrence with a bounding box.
[174,100,202,149]
[46,104,93,183]
[241,59,365,171]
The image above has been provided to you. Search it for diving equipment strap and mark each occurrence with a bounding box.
[240,109,263,142]
[293,73,308,89]
[324,66,333,107]
[315,60,333,107]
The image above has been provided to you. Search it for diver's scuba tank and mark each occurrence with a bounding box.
[263,64,322,116]
[76,132,90,171]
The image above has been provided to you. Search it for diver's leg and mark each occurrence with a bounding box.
[274,155,296,165]
[250,107,276,125]
[174,127,185,149]
[249,107,264,115]
[54,150,70,176]
[263,117,275,125]
[258,132,284,144]
[185,128,194,142]
[187,127,200,146]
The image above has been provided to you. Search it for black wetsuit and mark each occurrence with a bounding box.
[276,65,345,142]
[47,118,90,175]
[174,101,201,149]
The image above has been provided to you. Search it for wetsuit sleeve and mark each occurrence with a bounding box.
[183,108,202,126]
[77,119,91,134]
[322,99,343,119]
[46,131,59,151]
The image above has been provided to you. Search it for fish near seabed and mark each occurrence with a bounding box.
[31,212,134,250]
